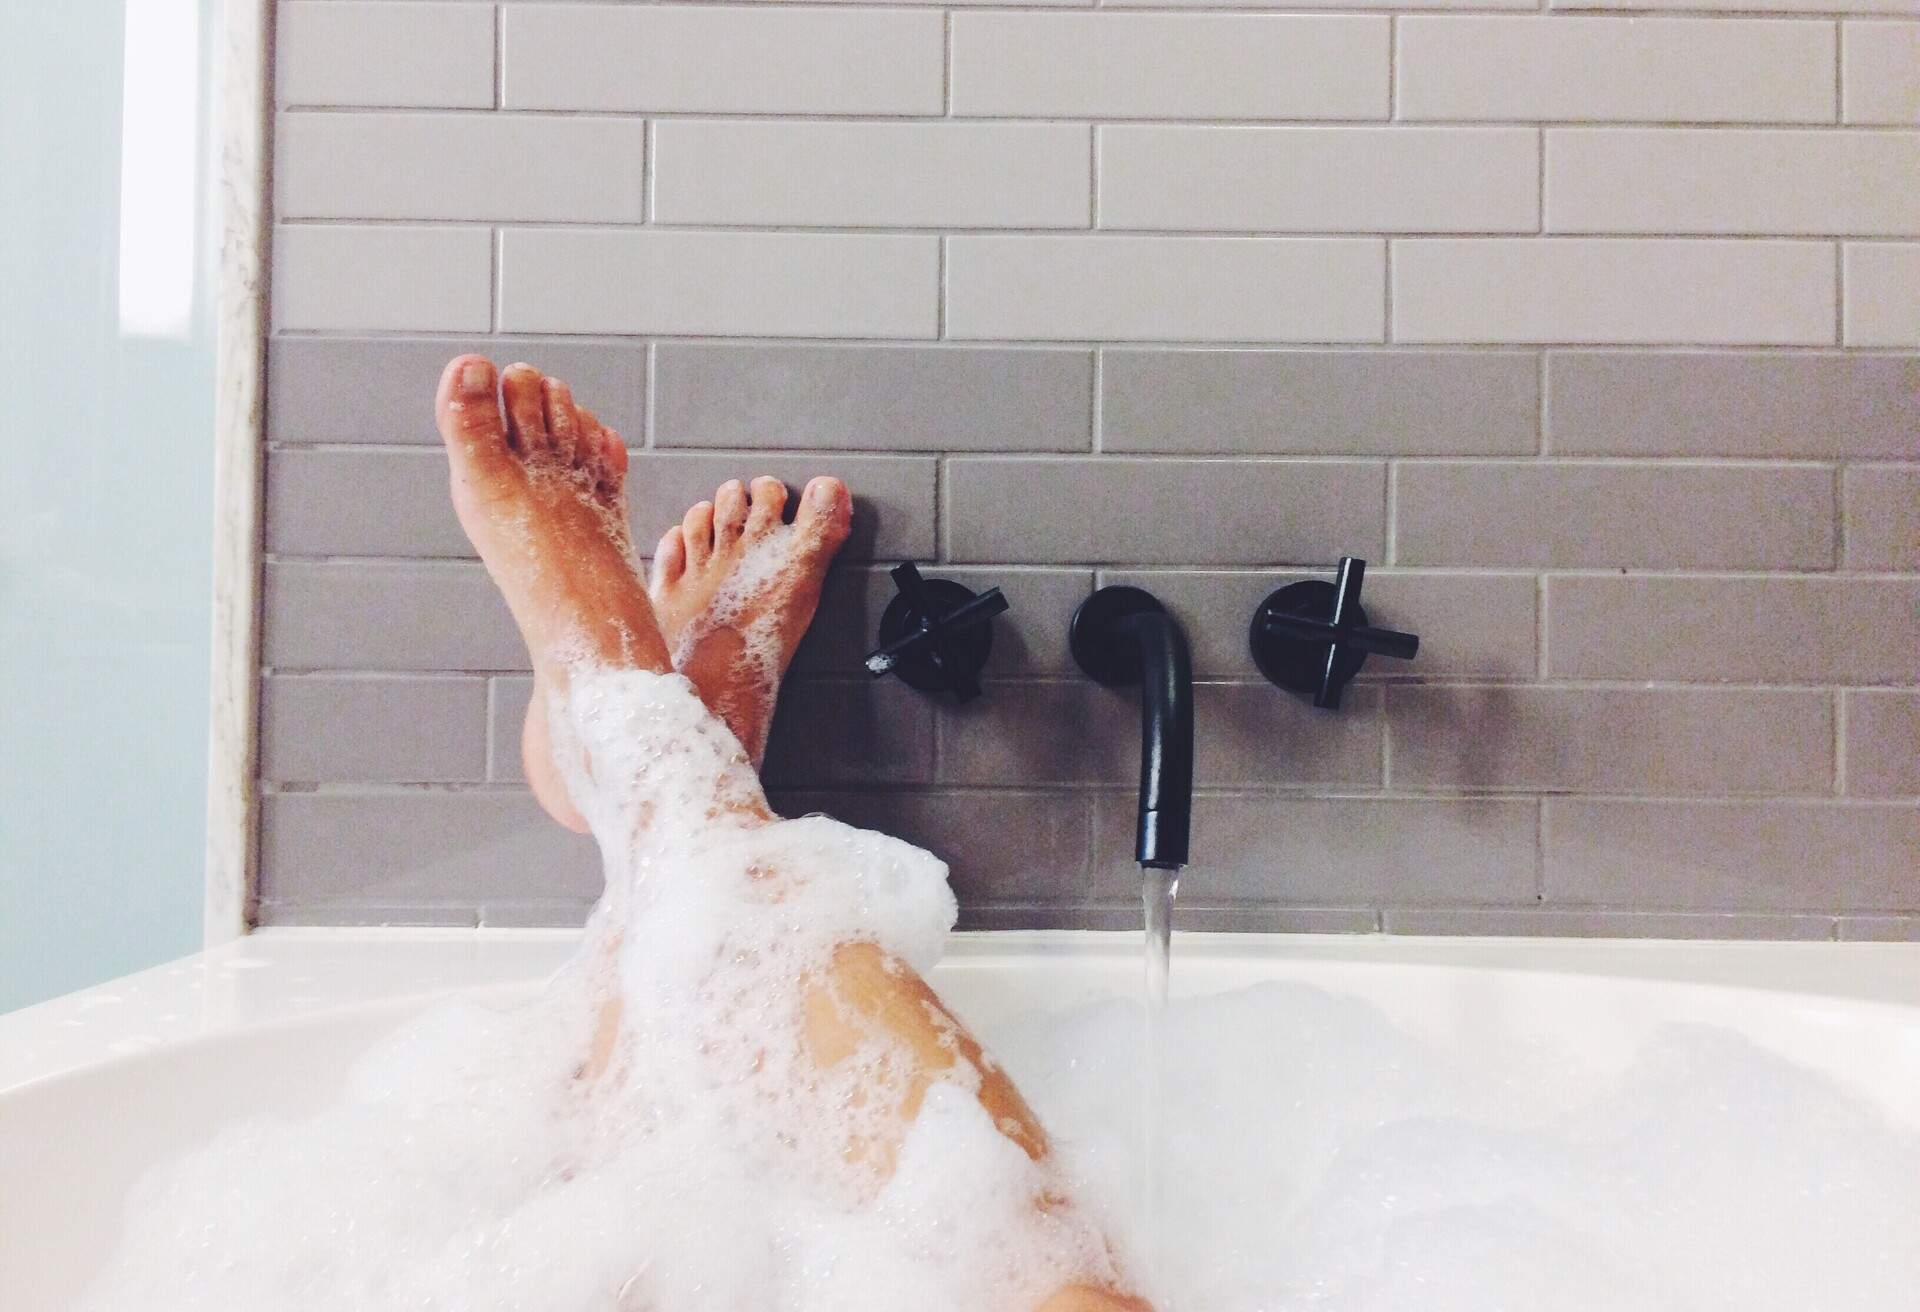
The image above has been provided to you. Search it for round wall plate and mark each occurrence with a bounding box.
[1069,585,1167,686]
[876,578,994,694]
[1250,580,1369,697]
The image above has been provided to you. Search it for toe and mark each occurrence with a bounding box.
[744,476,789,537]
[435,355,520,483]
[714,480,749,553]
[682,500,715,570]
[501,364,550,458]
[651,526,686,590]
[542,377,581,466]
[794,476,853,560]
[598,427,628,494]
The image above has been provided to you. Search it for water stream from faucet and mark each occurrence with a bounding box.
[1140,863,1181,1288]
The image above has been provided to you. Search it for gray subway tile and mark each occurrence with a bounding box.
[1388,686,1834,796]
[950,13,1389,120]
[947,458,1384,566]
[266,449,470,558]
[1168,906,1382,934]
[489,676,536,783]
[498,229,939,339]
[1543,799,1920,912]
[502,5,944,115]
[761,680,937,788]
[958,905,1143,933]
[1396,16,1835,124]
[1845,691,1920,798]
[653,345,1093,454]
[479,900,596,929]
[277,1,495,109]
[1195,685,1383,789]
[276,114,647,223]
[766,789,1094,908]
[937,682,1135,786]
[264,561,528,672]
[267,336,647,447]
[1101,568,1537,680]
[260,790,601,905]
[1844,464,1920,571]
[1102,349,1538,456]
[256,900,484,928]
[1547,576,1920,685]
[1092,792,1539,906]
[265,449,937,562]
[653,121,1090,229]
[1392,238,1835,347]
[1836,916,1920,943]
[1844,243,1920,348]
[1382,908,1836,941]
[937,681,1382,788]
[1100,126,1537,233]
[790,567,1092,678]
[1394,461,1835,570]
[1545,129,1920,237]
[261,675,488,783]
[272,225,493,333]
[946,236,1385,343]
[1547,352,1920,458]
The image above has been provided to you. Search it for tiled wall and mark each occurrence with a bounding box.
[258,0,1919,938]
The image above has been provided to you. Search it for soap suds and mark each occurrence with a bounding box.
[81,668,1113,1311]
[77,670,1920,1310]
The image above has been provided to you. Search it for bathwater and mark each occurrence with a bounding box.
[1139,864,1180,1283]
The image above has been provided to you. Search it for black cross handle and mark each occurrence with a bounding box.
[1249,557,1419,710]
[865,563,1009,703]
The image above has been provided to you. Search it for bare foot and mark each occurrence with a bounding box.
[436,355,666,678]
[649,475,852,763]
[435,355,673,832]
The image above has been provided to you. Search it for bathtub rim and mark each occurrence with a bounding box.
[6,926,1920,1096]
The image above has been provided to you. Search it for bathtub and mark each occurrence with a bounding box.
[5,927,1919,1308]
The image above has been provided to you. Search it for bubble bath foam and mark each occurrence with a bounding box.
[79,670,1920,1310]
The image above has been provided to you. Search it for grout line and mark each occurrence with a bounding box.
[488,227,502,332]
[1382,239,1394,341]
[483,677,499,781]
[1090,348,1104,452]
[942,10,954,117]
[1834,688,1849,797]
[275,105,1920,130]
[492,4,503,111]
[1087,123,1099,229]
[1534,350,1551,454]
[1834,19,1845,126]
[642,340,658,448]
[936,455,951,562]
[1535,574,1549,678]
[1834,240,1846,345]
[936,234,949,339]
[1387,16,1397,122]
[1383,460,1398,563]
[266,327,1920,357]
[1533,797,1546,903]
[644,119,656,223]
[1535,126,1547,233]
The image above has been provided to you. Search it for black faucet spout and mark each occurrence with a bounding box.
[1070,587,1194,870]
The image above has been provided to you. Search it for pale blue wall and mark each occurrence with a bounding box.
[1,0,218,1011]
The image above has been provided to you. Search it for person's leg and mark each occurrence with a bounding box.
[435,355,1148,1310]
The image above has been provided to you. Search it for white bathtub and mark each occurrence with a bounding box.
[5,928,1920,1309]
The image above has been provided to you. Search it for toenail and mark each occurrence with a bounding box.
[460,361,493,394]
[811,481,836,505]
